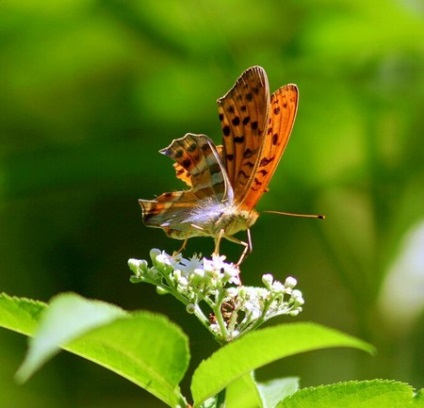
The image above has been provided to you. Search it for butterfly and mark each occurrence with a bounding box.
[139,66,299,264]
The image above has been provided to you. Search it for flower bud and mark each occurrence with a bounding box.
[284,276,297,288]
[262,274,274,288]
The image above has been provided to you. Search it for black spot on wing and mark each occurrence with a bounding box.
[259,156,274,167]
[144,213,154,222]
[253,177,262,186]
[187,142,197,152]
[209,162,221,174]
[238,169,249,180]
[243,148,254,158]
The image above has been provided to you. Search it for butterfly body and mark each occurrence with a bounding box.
[139,66,298,263]
[165,201,257,241]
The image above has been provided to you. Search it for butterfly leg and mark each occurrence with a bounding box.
[213,229,225,256]
[173,223,205,255]
[174,238,188,255]
[221,229,253,266]
[245,228,253,261]
[236,235,250,266]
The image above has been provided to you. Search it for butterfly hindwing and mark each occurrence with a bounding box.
[139,134,233,235]
[160,133,230,200]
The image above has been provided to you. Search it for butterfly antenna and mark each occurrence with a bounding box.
[264,210,325,219]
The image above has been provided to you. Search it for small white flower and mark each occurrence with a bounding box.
[211,253,228,269]
[177,254,202,275]
[262,274,274,287]
[241,287,264,319]
[149,248,161,260]
[229,329,240,339]
[173,268,182,281]
[128,258,142,276]
[193,268,206,278]
[156,252,173,266]
[223,264,241,285]
[292,289,303,300]
[271,281,285,293]
[226,287,238,297]
[285,276,297,288]
[177,276,189,287]
[294,296,305,306]
[209,323,223,335]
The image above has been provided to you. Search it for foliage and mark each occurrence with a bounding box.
[0,292,386,407]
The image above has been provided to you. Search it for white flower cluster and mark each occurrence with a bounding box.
[128,249,304,342]
[129,249,240,300]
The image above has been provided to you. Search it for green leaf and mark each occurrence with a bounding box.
[191,322,373,406]
[0,293,46,336]
[225,373,299,408]
[226,373,264,408]
[278,380,424,408]
[0,293,189,408]
[16,293,127,382]
[257,377,299,408]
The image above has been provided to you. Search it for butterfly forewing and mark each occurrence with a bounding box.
[239,84,299,210]
[217,66,270,202]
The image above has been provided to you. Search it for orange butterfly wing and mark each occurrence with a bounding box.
[217,66,270,200]
[240,83,298,210]
[217,66,298,211]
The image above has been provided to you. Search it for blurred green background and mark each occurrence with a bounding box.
[1,0,424,406]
